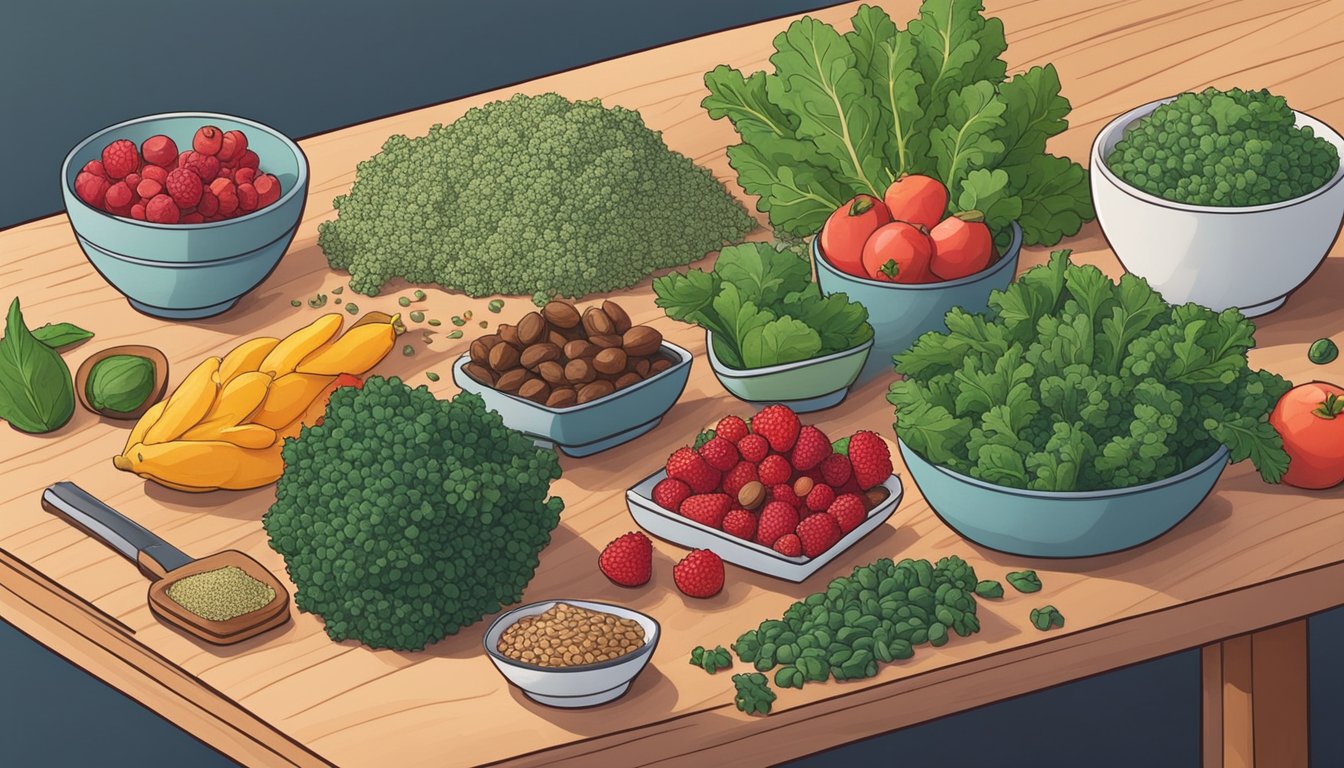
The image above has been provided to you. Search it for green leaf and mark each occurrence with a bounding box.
[0,298,76,434]
[1006,570,1042,593]
[653,269,733,342]
[711,282,776,369]
[955,168,1022,236]
[1011,154,1093,246]
[780,290,872,353]
[848,5,928,180]
[1096,274,1168,374]
[32,322,94,351]
[972,443,1028,487]
[975,579,1004,599]
[703,65,800,144]
[929,81,1007,193]
[908,0,1008,129]
[989,249,1071,334]
[1029,605,1065,631]
[727,147,845,236]
[992,65,1072,172]
[742,315,823,368]
[715,243,813,306]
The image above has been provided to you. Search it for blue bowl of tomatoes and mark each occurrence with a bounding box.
[812,175,1022,382]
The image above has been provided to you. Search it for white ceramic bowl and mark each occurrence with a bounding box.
[1091,97,1344,317]
[482,599,659,708]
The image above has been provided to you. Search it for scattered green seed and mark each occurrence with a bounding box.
[464,310,473,320]
[290,299,302,308]
[451,316,467,326]
[331,286,344,295]
[334,298,342,305]
[425,372,440,382]
[1006,570,1042,594]
[488,299,505,313]
[1029,605,1065,631]
[448,330,464,339]
[345,303,359,314]
[427,319,442,327]
[307,294,328,309]
[398,296,411,307]
[409,310,425,323]
[413,290,426,301]
[1309,338,1339,365]
[402,345,415,356]
[479,321,489,328]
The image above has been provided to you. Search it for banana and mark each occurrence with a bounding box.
[143,356,221,445]
[197,370,272,429]
[124,399,167,455]
[180,423,277,449]
[251,372,335,430]
[218,337,280,383]
[259,314,343,377]
[120,440,283,490]
[296,316,399,376]
[275,379,345,441]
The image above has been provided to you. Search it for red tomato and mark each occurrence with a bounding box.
[883,175,948,231]
[1269,381,1344,489]
[861,222,933,283]
[929,211,994,280]
[820,195,891,277]
[312,374,364,427]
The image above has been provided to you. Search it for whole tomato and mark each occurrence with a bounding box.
[1269,381,1344,489]
[820,195,891,277]
[861,222,933,283]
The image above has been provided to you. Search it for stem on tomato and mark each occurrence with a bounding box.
[849,196,874,216]
[1313,393,1344,420]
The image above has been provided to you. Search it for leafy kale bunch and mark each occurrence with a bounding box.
[263,377,564,650]
[889,252,1292,491]
[319,93,755,298]
[653,242,872,369]
[1107,87,1340,206]
[703,0,1093,249]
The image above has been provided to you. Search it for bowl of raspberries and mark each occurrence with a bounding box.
[61,112,308,319]
[625,404,904,582]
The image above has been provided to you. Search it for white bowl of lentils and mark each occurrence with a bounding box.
[483,599,660,708]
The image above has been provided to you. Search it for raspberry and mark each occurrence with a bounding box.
[192,125,223,156]
[698,436,739,472]
[124,172,141,191]
[141,135,178,167]
[81,160,107,178]
[237,149,260,170]
[666,446,721,494]
[136,178,163,199]
[680,493,731,529]
[848,431,894,490]
[673,549,724,599]
[771,533,802,557]
[796,513,842,558]
[218,129,248,162]
[145,194,180,224]
[197,188,219,217]
[820,453,853,487]
[599,531,652,587]
[75,172,110,208]
[254,174,281,207]
[750,404,801,452]
[755,501,799,546]
[757,454,791,486]
[181,212,205,224]
[166,168,203,208]
[652,477,692,512]
[827,493,867,534]
[178,151,220,182]
[721,461,759,497]
[217,167,235,182]
[129,203,146,220]
[805,483,836,513]
[101,139,139,180]
[737,433,769,463]
[104,181,133,210]
[767,483,801,508]
[209,178,239,216]
[722,508,756,540]
[790,426,832,472]
[715,415,749,444]
[141,165,168,185]
[234,167,257,186]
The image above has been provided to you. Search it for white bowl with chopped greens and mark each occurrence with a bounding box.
[1092,91,1344,317]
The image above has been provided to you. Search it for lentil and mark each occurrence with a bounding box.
[165,566,275,622]
[497,603,644,667]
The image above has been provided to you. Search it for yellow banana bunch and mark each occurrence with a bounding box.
[113,312,399,492]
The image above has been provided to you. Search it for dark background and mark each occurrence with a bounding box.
[1,1,1340,766]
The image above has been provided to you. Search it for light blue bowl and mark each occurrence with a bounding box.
[705,330,871,413]
[899,439,1229,558]
[452,342,692,457]
[813,222,1021,381]
[61,112,309,319]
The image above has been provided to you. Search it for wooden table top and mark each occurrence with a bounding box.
[2,1,1343,766]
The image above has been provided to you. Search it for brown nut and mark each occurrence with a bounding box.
[520,342,561,369]
[563,339,598,360]
[793,476,814,498]
[863,486,891,510]
[632,358,652,377]
[582,306,615,337]
[602,300,632,334]
[497,323,522,348]
[518,312,547,346]
[564,358,596,384]
[547,329,571,348]
[462,362,496,386]
[518,378,551,404]
[488,342,521,371]
[593,347,628,376]
[738,480,766,510]
[590,333,623,349]
[546,387,578,408]
[623,326,663,357]
[614,372,642,389]
[469,335,500,365]
[542,300,581,329]
[494,368,529,393]
[649,356,673,374]
[536,360,567,386]
[577,379,615,403]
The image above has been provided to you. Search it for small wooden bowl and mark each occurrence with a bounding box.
[75,345,170,420]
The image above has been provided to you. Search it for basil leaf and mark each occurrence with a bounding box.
[32,322,94,351]
[0,298,76,433]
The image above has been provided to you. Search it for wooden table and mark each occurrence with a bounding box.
[2,1,1342,766]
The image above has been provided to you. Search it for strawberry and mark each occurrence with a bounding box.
[820,453,853,487]
[680,493,731,529]
[652,477,692,512]
[599,531,652,587]
[755,501,799,547]
[722,461,759,497]
[737,433,770,463]
[767,483,802,508]
[772,533,802,557]
[797,513,842,558]
[673,549,724,598]
[790,425,831,471]
[805,483,836,513]
[716,415,749,444]
[666,447,721,494]
[698,436,739,472]
[750,404,801,452]
[758,454,792,486]
[848,431,893,490]
[828,493,867,534]
[722,508,757,540]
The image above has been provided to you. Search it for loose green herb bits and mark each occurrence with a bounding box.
[479,321,489,328]
[428,318,442,327]
[975,579,1004,599]
[732,673,775,715]
[409,311,425,323]
[451,316,466,326]
[331,286,344,295]
[690,645,733,674]
[290,299,302,308]
[1309,338,1339,365]
[308,294,328,309]
[425,372,440,382]
[488,299,505,313]
[1030,605,1065,631]
[448,330,464,339]
[1006,570,1042,593]
[345,303,359,314]
[413,290,426,301]
[402,345,415,356]
[398,296,412,307]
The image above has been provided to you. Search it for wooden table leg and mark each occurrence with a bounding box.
[1202,620,1310,768]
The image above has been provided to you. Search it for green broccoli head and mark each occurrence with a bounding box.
[263,377,563,650]
[318,92,756,298]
